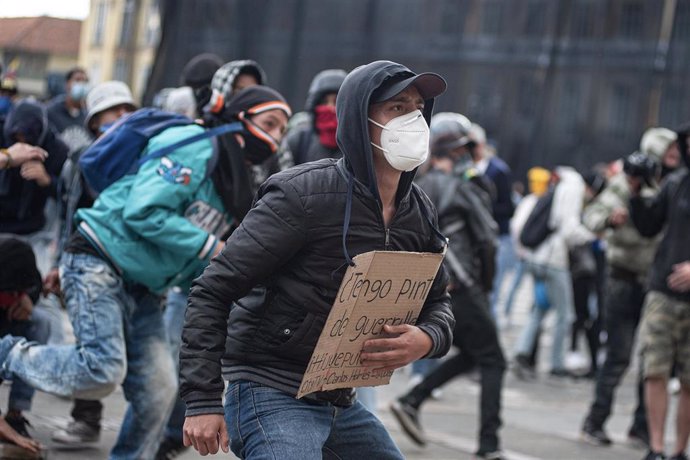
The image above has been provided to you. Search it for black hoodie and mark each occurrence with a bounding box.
[180,61,453,415]
[0,101,68,234]
[285,69,347,165]
[630,124,690,302]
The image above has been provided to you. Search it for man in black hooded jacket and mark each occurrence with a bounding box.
[180,60,454,458]
[283,68,347,166]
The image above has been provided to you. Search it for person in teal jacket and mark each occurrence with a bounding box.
[0,85,291,460]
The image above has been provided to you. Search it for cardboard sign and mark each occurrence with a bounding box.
[297,250,444,398]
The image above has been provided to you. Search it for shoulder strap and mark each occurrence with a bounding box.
[136,121,243,168]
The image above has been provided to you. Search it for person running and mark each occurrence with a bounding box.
[179,60,454,459]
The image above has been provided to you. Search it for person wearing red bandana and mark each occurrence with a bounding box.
[283,69,347,166]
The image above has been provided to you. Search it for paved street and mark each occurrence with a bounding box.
[1,276,678,459]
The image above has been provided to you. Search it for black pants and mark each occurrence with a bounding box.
[585,276,646,431]
[571,275,600,373]
[72,399,103,427]
[406,286,506,452]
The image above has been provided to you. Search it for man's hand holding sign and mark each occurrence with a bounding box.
[298,250,444,398]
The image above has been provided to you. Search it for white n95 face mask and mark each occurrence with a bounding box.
[368,109,430,172]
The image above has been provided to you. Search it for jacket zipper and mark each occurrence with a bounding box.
[385,228,391,250]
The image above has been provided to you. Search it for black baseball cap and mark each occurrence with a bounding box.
[371,72,447,103]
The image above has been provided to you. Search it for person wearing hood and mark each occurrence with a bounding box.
[180,53,224,118]
[0,236,54,454]
[640,127,680,182]
[154,60,271,460]
[629,123,690,460]
[0,85,291,459]
[391,112,506,459]
[283,68,347,166]
[0,100,68,275]
[178,60,453,458]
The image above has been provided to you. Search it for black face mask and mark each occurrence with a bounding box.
[193,86,212,117]
[241,119,279,165]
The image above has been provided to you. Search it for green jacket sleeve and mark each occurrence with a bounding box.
[122,129,218,267]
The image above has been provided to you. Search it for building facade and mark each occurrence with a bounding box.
[0,16,82,98]
[79,0,160,101]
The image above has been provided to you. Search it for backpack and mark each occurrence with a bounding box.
[519,188,555,249]
[78,108,242,194]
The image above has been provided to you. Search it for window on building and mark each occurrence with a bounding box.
[137,65,151,99]
[673,1,690,41]
[93,0,108,46]
[481,1,504,36]
[145,0,161,46]
[113,57,129,82]
[89,61,102,85]
[618,1,644,39]
[120,0,136,47]
[570,1,595,38]
[524,0,546,37]
[608,84,633,136]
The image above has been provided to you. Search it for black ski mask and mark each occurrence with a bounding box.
[238,116,281,165]
[207,86,291,221]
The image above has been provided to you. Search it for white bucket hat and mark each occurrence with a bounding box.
[85,81,137,131]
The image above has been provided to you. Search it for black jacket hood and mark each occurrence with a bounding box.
[335,61,437,204]
[305,69,347,112]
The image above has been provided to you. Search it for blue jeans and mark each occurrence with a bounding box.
[224,380,404,459]
[514,264,574,371]
[163,287,188,441]
[0,253,177,460]
[355,387,377,415]
[491,234,517,316]
[503,260,526,318]
[6,307,52,412]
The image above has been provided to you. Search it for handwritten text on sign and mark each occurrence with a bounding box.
[297,250,444,398]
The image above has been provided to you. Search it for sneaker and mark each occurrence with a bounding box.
[512,355,536,381]
[669,453,688,460]
[390,399,426,446]
[628,426,650,449]
[581,420,612,446]
[156,436,189,460]
[5,412,32,439]
[643,451,667,460]
[549,368,573,378]
[51,420,100,444]
[475,449,504,459]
